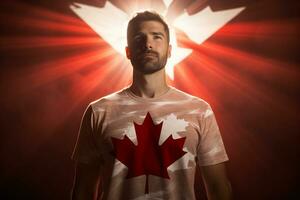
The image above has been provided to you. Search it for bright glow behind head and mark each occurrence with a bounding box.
[70,1,245,80]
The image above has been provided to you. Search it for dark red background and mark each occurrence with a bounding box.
[0,0,299,199]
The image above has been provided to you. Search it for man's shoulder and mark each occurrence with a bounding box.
[170,87,210,107]
[88,87,129,111]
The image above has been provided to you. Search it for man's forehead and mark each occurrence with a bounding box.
[135,20,166,34]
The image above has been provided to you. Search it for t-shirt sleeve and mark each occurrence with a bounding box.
[71,104,102,164]
[197,105,229,166]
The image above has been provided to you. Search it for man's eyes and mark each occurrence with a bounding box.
[134,36,142,41]
[133,34,163,41]
[154,35,162,39]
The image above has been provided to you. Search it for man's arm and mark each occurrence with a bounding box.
[71,162,101,200]
[200,162,232,200]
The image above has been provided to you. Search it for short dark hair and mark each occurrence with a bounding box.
[127,11,170,45]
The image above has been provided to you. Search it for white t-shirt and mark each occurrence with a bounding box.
[72,86,229,200]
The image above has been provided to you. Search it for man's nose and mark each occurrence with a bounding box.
[145,36,152,50]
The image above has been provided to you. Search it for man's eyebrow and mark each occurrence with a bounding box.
[134,32,144,36]
[133,32,165,38]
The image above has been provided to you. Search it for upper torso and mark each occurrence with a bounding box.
[73,87,228,200]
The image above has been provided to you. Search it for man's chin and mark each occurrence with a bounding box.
[135,64,164,74]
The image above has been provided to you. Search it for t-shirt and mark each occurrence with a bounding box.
[72,86,229,200]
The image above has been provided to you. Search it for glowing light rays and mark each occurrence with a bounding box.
[69,58,122,102]
[199,41,300,112]
[1,2,299,199]
[2,2,298,124]
[202,39,298,75]
[173,60,213,103]
[172,16,299,118]
[0,36,105,49]
[215,20,300,39]
[0,2,92,36]
[1,1,80,25]
[1,14,92,35]
[172,6,245,44]
[29,48,116,86]
[70,1,245,79]
[1,47,117,102]
[191,49,269,105]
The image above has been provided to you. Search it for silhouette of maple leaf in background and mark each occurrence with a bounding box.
[70,2,245,79]
[111,112,186,194]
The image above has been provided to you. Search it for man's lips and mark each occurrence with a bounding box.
[135,51,158,60]
[144,54,156,57]
[141,53,157,58]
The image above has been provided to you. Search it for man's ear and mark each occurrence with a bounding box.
[125,47,131,59]
[168,44,172,58]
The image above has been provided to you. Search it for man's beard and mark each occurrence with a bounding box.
[130,50,168,74]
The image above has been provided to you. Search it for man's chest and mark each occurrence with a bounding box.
[97,105,202,169]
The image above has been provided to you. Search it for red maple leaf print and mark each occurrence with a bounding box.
[111,112,186,194]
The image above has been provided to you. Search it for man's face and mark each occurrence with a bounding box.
[126,20,171,74]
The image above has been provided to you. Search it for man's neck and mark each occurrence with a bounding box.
[130,68,170,98]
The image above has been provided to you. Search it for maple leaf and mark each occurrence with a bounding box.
[111,112,186,194]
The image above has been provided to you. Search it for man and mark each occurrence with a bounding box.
[71,11,231,200]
